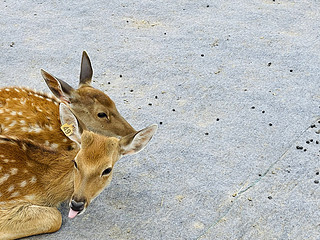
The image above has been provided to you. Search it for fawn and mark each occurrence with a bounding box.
[0,51,135,151]
[0,103,157,239]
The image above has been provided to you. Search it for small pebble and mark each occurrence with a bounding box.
[306,141,310,144]
[201,54,205,57]
[289,69,293,72]
[172,109,176,112]
[311,124,316,128]
[216,118,220,121]
[316,141,319,144]
[205,132,209,135]
[268,196,272,200]
[130,89,134,92]
[304,149,307,152]
[269,123,273,126]
[267,62,272,66]
[159,122,163,125]
[155,96,158,99]
[314,180,319,184]
[262,111,265,113]
[148,103,152,106]
[251,106,255,109]
[120,74,123,78]
[296,146,303,150]
[316,172,319,175]
[107,82,111,84]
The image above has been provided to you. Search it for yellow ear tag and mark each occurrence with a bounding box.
[61,123,74,136]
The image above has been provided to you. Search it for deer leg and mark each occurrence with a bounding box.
[0,202,62,240]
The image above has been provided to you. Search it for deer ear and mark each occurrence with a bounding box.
[41,69,74,104]
[59,103,82,146]
[79,51,93,86]
[119,124,158,156]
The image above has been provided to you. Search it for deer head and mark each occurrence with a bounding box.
[41,51,135,138]
[59,104,157,219]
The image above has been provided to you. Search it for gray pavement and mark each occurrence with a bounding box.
[1,0,320,239]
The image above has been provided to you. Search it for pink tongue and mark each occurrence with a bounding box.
[68,208,79,219]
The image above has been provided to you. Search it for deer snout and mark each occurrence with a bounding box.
[70,199,85,212]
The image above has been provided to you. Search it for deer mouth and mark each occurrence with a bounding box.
[68,199,86,219]
[68,208,82,219]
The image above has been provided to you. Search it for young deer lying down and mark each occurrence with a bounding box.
[0,51,135,151]
[0,104,157,240]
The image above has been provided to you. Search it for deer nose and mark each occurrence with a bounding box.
[70,199,85,212]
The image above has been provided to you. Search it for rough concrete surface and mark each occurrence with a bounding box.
[1,0,320,239]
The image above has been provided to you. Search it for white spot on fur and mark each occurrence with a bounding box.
[10,191,20,198]
[10,111,17,116]
[28,124,43,133]
[30,176,37,184]
[7,185,14,192]
[20,120,26,125]
[24,194,36,201]
[21,127,28,132]
[44,140,50,146]
[50,143,59,149]
[3,159,9,163]
[23,169,28,173]
[20,180,27,187]
[14,88,20,93]
[47,125,53,131]
[5,117,11,121]
[0,109,3,114]
[20,98,26,105]
[35,106,43,112]
[10,168,18,175]
[8,120,17,128]
[63,138,68,142]
[0,174,9,184]
[17,112,22,116]
[5,88,10,91]
[0,154,4,158]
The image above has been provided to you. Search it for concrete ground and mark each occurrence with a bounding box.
[1,0,320,239]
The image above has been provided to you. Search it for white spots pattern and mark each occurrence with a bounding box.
[10,168,18,175]
[0,174,9,185]
[20,180,27,188]
[30,176,37,184]
[10,191,20,198]
[7,185,14,192]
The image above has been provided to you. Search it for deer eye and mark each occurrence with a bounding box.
[101,167,112,176]
[97,112,108,119]
[72,160,78,169]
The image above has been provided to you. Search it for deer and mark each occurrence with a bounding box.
[0,51,136,151]
[0,103,157,239]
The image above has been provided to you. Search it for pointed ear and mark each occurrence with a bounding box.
[41,69,74,104]
[119,124,158,156]
[59,103,82,146]
[79,51,93,86]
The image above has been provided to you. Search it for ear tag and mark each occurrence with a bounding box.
[61,123,74,136]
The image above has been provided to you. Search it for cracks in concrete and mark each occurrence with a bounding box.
[195,118,318,240]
